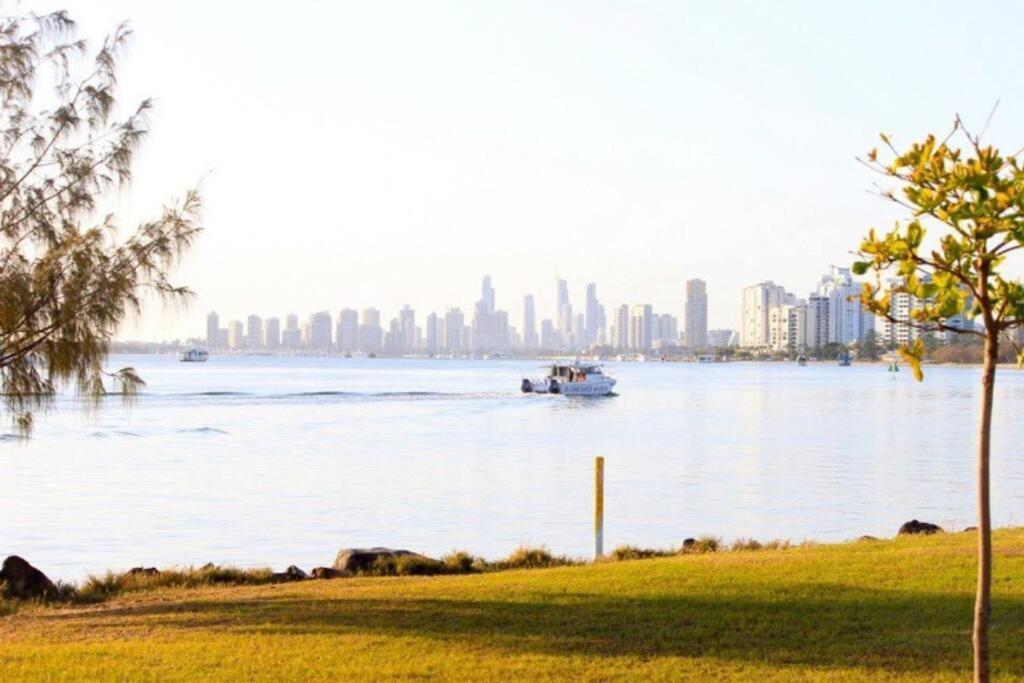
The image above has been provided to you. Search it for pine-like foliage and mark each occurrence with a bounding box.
[0,12,201,436]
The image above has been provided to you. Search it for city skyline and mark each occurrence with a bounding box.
[64,1,1024,342]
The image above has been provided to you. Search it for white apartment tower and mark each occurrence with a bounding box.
[818,266,874,344]
[741,281,792,347]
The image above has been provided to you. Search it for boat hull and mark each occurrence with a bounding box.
[526,378,616,396]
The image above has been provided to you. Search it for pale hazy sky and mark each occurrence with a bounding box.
[16,1,1024,339]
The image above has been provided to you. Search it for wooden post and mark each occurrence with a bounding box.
[594,456,604,559]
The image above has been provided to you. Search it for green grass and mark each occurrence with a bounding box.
[2,529,1024,680]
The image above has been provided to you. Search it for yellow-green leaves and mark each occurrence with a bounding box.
[898,339,926,382]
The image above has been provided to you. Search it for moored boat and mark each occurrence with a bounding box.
[521,362,617,396]
[178,347,209,362]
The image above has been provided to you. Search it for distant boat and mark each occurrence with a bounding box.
[178,347,208,363]
[838,352,852,367]
[521,362,617,396]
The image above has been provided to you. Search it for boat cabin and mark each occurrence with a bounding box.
[547,364,602,382]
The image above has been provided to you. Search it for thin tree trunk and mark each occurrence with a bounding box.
[974,328,997,683]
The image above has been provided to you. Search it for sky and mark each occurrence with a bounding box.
[12,1,1024,340]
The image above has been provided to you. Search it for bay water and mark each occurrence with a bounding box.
[3,355,1023,582]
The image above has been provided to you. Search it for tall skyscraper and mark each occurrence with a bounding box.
[358,308,383,354]
[481,275,495,313]
[443,307,465,353]
[424,312,439,354]
[227,320,243,350]
[246,314,263,350]
[628,304,654,350]
[585,283,600,345]
[282,313,301,349]
[540,319,556,349]
[263,317,280,350]
[206,311,219,348]
[399,305,417,353]
[613,304,630,350]
[336,308,359,353]
[308,311,332,351]
[684,279,708,348]
[556,277,571,346]
[522,294,537,350]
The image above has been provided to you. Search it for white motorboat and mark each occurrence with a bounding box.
[521,363,617,396]
[178,347,209,362]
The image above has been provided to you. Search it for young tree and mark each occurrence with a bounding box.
[854,116,1024,682]
[0,12,201,437]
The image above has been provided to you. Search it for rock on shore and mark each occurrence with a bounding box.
[333,547,432,573]
[0,556,56,599]
[898,519,943,535]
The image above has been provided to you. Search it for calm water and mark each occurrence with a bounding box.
[3,355,1024,581]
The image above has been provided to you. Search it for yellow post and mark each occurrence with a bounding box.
[594,456,604,558]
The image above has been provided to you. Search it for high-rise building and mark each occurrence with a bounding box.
[399,305,416,353]
[628,304,654,350]
[358,307,383,354]
[585,283,600,346]
[424,312,439,354]
[818,266,874,345]
[540,319,556,349]
[556,277,571,345]
[523,294,537,350]
[741,281,793,347]
[769,303,805,352]
[471,275,509,353]
[227,320,243,350]
[879,278,923,348]
[308,311,332,351]
[443,308,465,354]
[206,311,219,348]
[263,317,280,350]
[481,275,495,313]
[336,308,359,353]
[246,314,262,350]
[282,313,301,349]
[805,294,829,349]
[655,313,678,343]
[684,279,708,348]
[613,304,630,350]
[385,318,402,354]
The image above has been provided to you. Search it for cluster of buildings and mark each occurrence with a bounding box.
[204,276,715,356]
[202,266,979,358]
[739,266,975,352]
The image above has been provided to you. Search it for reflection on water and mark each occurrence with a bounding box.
[2,355,1023,581]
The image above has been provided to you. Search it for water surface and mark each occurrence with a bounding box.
[3,355,1022,581]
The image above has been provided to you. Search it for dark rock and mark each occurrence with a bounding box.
[271,565,308,583]
[0,556,56,600]
[681,538,696,551]
[857,535,879,542]
[128,567,159,577]
[333,547,432,573]
[898,519,943,536]
[311,566,343,580]
[964,526,978,532]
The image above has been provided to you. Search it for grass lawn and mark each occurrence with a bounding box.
[2,529,1023,681]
